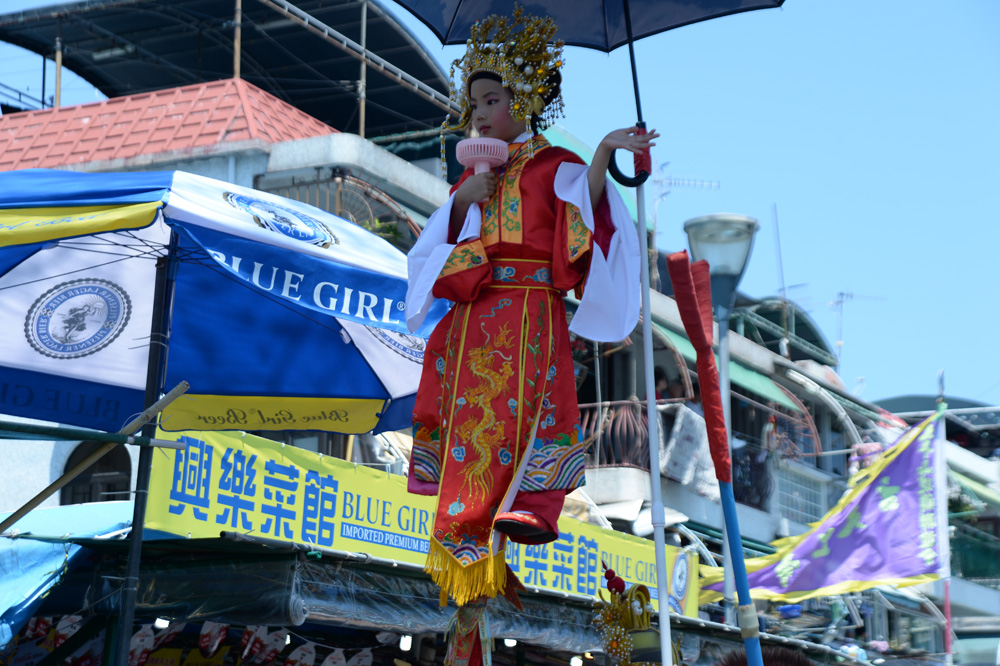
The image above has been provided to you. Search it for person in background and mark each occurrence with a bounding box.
[686,378,704,416]
[655,366,669,400]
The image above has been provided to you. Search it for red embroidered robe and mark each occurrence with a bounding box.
[409,138,614,605]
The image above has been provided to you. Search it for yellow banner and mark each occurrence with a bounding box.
[146,649,183,666]
[160,395,387,434]
[0,202,163,246]
[147,429,699,616]
[182,647,229,666]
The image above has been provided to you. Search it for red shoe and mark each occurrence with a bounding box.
[494,511,558,545]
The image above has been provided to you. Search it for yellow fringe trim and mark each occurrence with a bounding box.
[425,538,507,607]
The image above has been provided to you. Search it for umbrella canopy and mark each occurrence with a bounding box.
[0,169,445,435]
[397,0,783,182]
[395,0,783,51]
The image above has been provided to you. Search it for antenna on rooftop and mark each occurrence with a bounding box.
[829,291,884,367]
[650,162,719,290]
[773,203,791,359]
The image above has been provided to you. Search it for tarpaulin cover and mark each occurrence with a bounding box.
[0,501,132,647]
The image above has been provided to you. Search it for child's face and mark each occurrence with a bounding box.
[469,78,523,143]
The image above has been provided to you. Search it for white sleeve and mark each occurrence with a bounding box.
[404,194,482,333]
[553,162,640,342]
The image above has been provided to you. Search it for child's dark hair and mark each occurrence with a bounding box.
[468,69,562,135]
[715,646,814,666]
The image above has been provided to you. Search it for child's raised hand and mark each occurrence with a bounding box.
[456,171,497,206]
[600,126,660,155]
[588,126,660,206]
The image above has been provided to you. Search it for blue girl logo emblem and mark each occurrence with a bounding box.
[365,327,424,363]
[25,279,132,359]
[669,552,690,613]
[223,192,339,248]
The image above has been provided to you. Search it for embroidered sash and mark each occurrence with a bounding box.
[480,137,550,247]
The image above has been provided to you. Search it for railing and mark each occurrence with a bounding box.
[778,463,827,524]
[951,523,1000,588]
[579,400,776,511]
[579,399,687,469]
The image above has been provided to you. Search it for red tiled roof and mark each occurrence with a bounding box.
[0,78,338,171]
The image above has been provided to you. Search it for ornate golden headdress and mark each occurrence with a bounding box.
[447,4,565,133]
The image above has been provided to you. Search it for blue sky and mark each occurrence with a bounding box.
[3,0,998,405]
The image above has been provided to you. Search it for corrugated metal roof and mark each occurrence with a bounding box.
[0,78,336,171]
[0,0,453,136]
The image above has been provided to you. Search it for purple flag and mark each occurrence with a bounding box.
[701,413,944,602]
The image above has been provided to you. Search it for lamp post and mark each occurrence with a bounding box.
[683,213,759,625]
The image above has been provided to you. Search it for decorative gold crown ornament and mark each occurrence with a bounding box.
[594,562,672,666]
[448,4,565,132]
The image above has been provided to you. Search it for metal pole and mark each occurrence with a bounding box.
[233,0,242,79]
[719,481,764,666]
[257,0,456,116]
[41,53,46,108]
[716,361,766,665]
[636,190,672,665]
[593,341,603,471]
[934,373,952,666]
[620,0,643,122]
[115,232,178,666]
[54,32,62,108]
[718,304,736,625]
[358,0,367,138]
[715,297,763,666]
[0,383,188,535]
[621,4,665,656]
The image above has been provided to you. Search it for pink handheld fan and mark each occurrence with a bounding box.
[456,137,508,173]
[456,137,508,201]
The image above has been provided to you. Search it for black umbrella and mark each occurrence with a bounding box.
[391,2,785,664]
[395,0,783,184]
[400,0,782,50]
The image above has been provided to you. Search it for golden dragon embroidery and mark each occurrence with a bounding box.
[456,320,515,503]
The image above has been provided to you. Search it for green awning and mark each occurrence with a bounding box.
[653,323,801,413]
[951,470,1000,511]
[684,521,777,557]
[829,392,885,423]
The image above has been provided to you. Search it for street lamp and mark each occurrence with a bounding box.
[683,213,759,625]
[683,214,759,313]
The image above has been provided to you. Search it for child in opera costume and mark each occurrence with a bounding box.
[404,7,656,662]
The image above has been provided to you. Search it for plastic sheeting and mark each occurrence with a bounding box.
[297,560,601,653]
[20,536,601,653]
[659,403,720,502]
[40,551,304,627]
[11,530,866,661]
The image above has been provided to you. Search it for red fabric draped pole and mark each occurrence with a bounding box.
[665,250,730,482]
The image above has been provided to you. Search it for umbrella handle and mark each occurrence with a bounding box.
[608,152,649,188]
[608,123,651,188]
